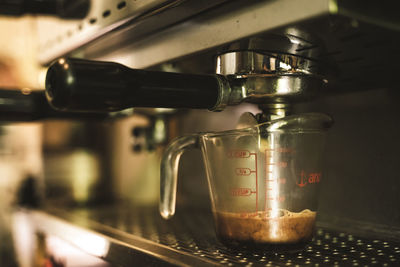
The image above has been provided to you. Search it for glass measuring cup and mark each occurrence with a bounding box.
[160,113,333,251]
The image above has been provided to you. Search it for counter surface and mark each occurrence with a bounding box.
[12,204,400,266]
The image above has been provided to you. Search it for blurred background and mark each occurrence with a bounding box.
[1,1,400,266]
[0,15,41,267]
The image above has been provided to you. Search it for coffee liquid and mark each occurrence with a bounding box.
[214,209,316,251]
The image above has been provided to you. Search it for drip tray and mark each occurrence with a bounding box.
[27,205,400,266]
[167,229,400,266]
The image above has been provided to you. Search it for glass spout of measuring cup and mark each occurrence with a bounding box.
[160,113,333,251]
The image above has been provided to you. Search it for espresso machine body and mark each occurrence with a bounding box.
[4,0,400,266]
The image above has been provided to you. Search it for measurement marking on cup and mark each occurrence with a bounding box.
[266,196,285,202]
[235,168,252,176]
[265,149,273,212]
[264,147,290,213]
[231,188,255,196]
[227,150,258,210]
[265,161,287,167]
[227,150,251,158]
[266,178,286,183]
[254,153,258,210]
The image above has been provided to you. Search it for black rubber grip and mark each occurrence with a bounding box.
[45,58,221,112]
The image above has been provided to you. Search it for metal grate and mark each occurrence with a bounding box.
[70,206,400,266]
[163,229,400,266]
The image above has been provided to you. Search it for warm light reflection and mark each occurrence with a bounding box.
[67,74,74,85]
[12,212,35,267]
[216,56,221,73]
[270,135,280,239]
[71,150,99,202]
[36,212,110,259]
[278,60,292,71]
[68,230,110,258]
[261,133,281,239]
[45,235,109,266]
[276,77,291,94]
[37,67,48,88]
[153,117,166,143]
[241,85,247,98]
[287,35,301,45]
[270,57,276,71]
[21,87,32,95]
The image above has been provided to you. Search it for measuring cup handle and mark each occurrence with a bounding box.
[160,134,199,219]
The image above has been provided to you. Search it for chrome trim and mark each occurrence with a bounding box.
[216,51,320,77]
[208,75,231,112]
[217,51,324,107]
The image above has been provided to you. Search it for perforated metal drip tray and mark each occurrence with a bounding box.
[30,205,400,266]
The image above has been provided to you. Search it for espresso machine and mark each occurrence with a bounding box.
[2,0,400,266]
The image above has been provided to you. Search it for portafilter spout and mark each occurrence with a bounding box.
[216,50,326,121]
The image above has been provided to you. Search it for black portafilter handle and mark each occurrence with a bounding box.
[45,58,223,112]
[0,0,90,19]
